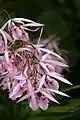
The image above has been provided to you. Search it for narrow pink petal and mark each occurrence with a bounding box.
[15,47,31,53]
[22,26,39,32]
[11,26,22,40]
[0,29,7,47]
[42,60,69,67]
[27,80,37,110]
[24,66,28,77]
[4,49,9,64]
[22,30,29,41]
[41,53,49,61]
[9,84,22,98]
[23,23,44,27]
[47,72,72,85]
[13,20,24,24]
[47,89,70,97]
[29,96,39,110]
[40,90,59,104]
[38,48,63,60]
[13,18,36,23]
[13,74,26,80]
[17,93,31,102]
[38,75,46,90]
[40,62,49,73]
[13,18,44,26]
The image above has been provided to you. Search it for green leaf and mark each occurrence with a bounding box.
[62,85,80,92]
[27,99,80,120]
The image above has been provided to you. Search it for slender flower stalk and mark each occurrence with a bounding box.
[0,17,72,110]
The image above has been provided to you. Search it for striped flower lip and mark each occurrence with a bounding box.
[0,17,72,111]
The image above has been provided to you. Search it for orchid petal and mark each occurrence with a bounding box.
[38,75,46,90]
[13,20,24,24]
[47,72,72,85]
[38,48,63,60]
[40,62,49,73]
[42,60,69,67]
[23,23,44,27]
[12,18,36,23]
[4,49,9,64]
[47,88,70,97]
[0,29,7,47]
[13,74,26,80]
[39,96,49,110]
[40,90,59,104]
[17,93,30,102]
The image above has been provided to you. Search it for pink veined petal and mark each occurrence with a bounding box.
[39,95,49,110]
[8,21,15,31]
[47,77,59,90]
[38,75,46,90]
[13,86,25,100]
[47,71,63,77]
[55,65,63,74]
[12,26,22,40]
[41,53,50,61]
[46,88,70,97]
[0,62,5,73]
[7,81,11,90]
[4,49,9,64]
[1,71,21,79]
[27,80,38,110]
[24,66,28,77]
[39,102,48,110]
[40,62,49,73]
[42,60,69,67]
[38,47,63,60]
[29,95,39,110]
[22,30,29,41]
[20,80,26,87]
[13,74,26,80]
[40,90,59,104]
[9,85,20,98]
[47,72,72,85]
[9,80,26,99]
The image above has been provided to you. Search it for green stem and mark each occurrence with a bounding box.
[62,85,80,92]
[0,10,11,19]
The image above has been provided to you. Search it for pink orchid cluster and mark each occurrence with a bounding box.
[0,18,72,110]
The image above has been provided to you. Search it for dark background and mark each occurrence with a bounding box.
[0,0,80,120]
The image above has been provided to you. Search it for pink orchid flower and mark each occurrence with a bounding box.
[0,17,72,111]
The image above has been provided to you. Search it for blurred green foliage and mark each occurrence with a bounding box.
[0,85,80,120]
[0,0,80,120]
